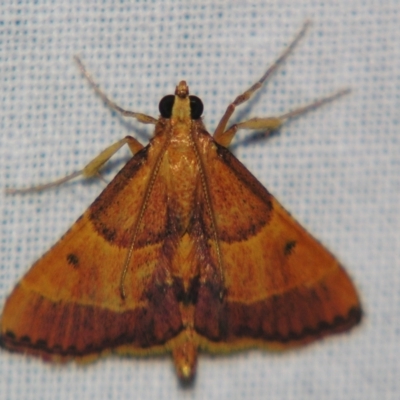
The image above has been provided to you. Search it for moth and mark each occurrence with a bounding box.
[1,22,361,381]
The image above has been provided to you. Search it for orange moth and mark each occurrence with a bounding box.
[1,22,361,381]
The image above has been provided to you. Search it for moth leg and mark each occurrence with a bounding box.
[213,20,311,141]
[5,136,143,194]
[82,135,143,178]
[74,56,158,125]
[214,88,351,147]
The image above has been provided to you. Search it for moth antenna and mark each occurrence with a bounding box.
[74,55,157,125]
[214,20,312,139]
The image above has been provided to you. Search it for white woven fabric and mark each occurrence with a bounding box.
[1,1,399,399]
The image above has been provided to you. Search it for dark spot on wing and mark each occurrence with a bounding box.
[283,240,297,256]
[66,253,79,268]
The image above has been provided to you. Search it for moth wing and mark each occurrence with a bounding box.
[1,145,183,359]
[191,142,361,350]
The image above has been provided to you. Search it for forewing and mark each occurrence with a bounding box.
[1,145,183,359]
[191,142,361,350]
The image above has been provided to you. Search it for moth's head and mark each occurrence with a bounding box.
[158,81,203,121]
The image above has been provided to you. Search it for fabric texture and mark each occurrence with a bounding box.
[1,1,399,399]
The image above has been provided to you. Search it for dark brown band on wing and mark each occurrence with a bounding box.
[223,292,361,345]
[88,146,152,247]
[212,143,273,243]
[0,284,183,358]
[215,144,272,204]
[90,146,150,215]
[194,282,227,341]
[194,274,361,345]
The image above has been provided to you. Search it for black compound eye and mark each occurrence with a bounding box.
[189,96,204,119]
[159,95,175,118]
